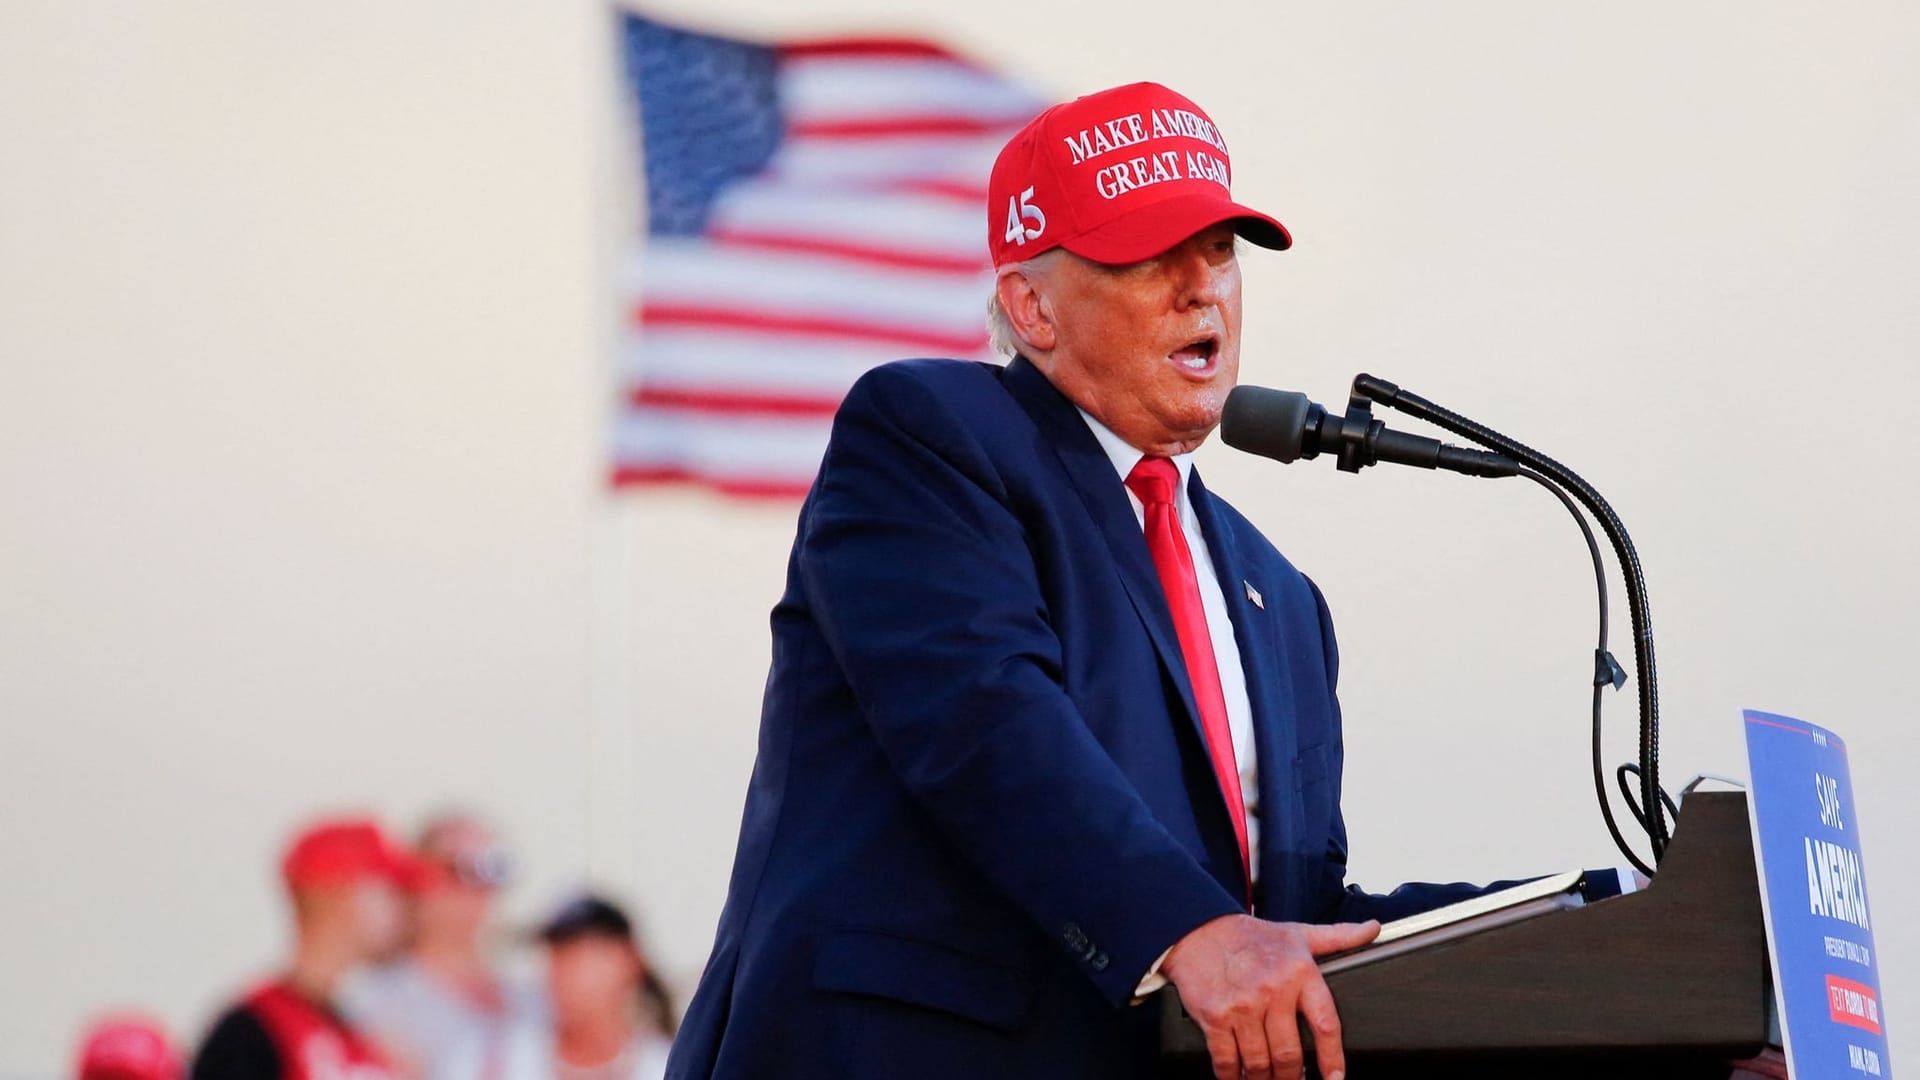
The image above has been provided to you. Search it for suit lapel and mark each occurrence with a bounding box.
[1001,358,1205,740]
[1187,468,1299,916]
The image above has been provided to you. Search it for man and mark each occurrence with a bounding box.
[345,811,536,1080]
[192,817,418,1080]
[666,82,1619,1080]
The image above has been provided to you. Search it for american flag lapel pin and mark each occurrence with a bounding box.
[1244,581,1263,609]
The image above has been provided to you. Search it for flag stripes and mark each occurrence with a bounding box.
[613,13,1042,496]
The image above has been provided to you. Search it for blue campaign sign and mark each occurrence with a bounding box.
[1745,710,1890,1078]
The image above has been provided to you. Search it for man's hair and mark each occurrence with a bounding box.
[985,291,1020,358]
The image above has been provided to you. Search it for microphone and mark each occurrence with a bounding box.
[1222,374,1673,872]
[1220,385,1519,478]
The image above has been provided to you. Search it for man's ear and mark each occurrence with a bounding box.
[996,265,1056,354]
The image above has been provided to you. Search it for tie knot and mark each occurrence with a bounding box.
[1125,456,1180,507]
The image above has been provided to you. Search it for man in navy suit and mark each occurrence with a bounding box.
[666,81,1616,1080]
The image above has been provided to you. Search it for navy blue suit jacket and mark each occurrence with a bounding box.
[666,357,1531,1079]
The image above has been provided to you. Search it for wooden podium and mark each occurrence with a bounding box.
[1160,792,1775,1078]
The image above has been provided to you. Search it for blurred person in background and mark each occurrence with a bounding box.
[493,895,675,1080]
[346,811,534,1080]
[191,816,418,1080]
[76,1015,182,1080]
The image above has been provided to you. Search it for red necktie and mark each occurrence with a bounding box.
[1124,457,1251,900]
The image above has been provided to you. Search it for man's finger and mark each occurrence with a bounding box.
[1298,975,1347,1080]
[1300,919,1380,955]
[1258,994,1306,1080]
[1206,1023,1240,1080]
[1236,1008,1276,1080]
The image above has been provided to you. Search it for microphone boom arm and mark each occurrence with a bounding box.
[1289,390,1521,478]
[1350,374,1672,863]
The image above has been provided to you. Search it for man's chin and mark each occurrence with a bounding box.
[1175,398,1228,439]
[1148,413,1224,455]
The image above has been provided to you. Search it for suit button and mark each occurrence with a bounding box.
[1090,952,1110,972]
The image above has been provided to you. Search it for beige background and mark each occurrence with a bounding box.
[2,0,1914,1074]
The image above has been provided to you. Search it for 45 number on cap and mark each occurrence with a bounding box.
[1005,187,1046,245]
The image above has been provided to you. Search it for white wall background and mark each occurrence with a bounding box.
[2,1,1914,1075]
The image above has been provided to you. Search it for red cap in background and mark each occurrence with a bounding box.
[987,81,1290,268]
[280,817,422,892]
[75,1016,180,1080]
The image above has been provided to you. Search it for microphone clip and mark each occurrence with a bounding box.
[1334,391,1381,474]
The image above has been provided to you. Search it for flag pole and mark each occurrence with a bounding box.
[586,3,644,902]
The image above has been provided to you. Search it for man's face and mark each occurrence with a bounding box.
[293,879,409,963]
[352,879,408,961]
[1028,223,1243,455]
[417,819,504,945]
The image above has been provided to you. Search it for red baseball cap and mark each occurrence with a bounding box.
[280,816,423,893]
[75,1016,180,1080]
[988,81,1290,268]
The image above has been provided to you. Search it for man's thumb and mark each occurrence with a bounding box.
[1302,920,1381,955]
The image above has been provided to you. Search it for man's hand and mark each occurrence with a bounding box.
[1160,913,1380,1080]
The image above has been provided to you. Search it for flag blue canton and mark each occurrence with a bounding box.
[622,14,783,236]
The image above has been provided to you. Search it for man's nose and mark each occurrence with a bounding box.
[1172,249,1224,308]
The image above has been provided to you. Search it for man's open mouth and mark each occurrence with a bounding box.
[1169,335,1220,371]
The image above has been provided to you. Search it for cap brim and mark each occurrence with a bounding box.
[1060,192,1291,266]
[382,849,429,893]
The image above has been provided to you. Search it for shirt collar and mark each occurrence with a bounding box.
[1075,408,1196,492]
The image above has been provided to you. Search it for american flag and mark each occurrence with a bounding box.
[611,12,1046,497]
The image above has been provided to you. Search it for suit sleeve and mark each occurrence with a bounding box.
[796,366,1243,1006]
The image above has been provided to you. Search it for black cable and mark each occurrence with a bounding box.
[1517,469,1656,878]
[1355,375,1671,860]
[1617,763,1681,831]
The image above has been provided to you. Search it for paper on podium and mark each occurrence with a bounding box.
[1319,870,1587,976]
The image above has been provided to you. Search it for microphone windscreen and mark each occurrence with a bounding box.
[1221,386,1313,463]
